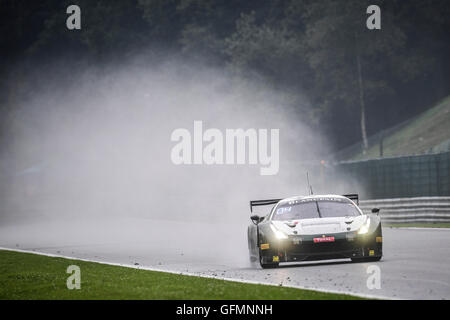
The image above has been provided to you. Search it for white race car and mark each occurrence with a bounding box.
[247,194,382,268]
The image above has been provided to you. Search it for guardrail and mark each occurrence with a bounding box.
[359,196,450,224]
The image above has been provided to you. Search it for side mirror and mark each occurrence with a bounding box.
[250,215,262,224]
[371,208,380,215]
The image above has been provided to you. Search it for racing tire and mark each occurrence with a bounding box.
[351,256,382,263]
[259,250,279,268]
[260,262,279,269]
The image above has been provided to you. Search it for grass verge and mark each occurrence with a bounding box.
[347,95,450,160]
[0,250,361,300]
[384,223,450,228]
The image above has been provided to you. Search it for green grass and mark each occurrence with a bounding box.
[0,250,361,300]
[348,95,450,160]
[384,223,450,228]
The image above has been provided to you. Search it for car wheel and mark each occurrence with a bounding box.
[259,250,279,268]
[351,256,382,262]
[260,263,279,269]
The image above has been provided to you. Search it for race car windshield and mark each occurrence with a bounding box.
[272,199,360,221]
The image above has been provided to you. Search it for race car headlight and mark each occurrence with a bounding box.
[358,217,371,234]
[270,224,288,239]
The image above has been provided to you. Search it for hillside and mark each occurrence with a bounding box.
[337,95,450,160]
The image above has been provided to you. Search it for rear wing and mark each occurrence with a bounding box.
[250,199,282,213]
[343,194,359,205]
[250,194,359,212]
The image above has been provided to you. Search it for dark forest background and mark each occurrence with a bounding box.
[1,0,449,152]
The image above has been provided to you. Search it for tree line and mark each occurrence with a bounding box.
[1,0,449,151]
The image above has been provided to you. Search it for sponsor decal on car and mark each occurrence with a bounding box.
[313,236,335,243]
[376,236,382,243]
[369,250,375,256]
[273,256,280,262]
[260,243,270,250]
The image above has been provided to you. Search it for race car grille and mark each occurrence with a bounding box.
[286,238,356,255]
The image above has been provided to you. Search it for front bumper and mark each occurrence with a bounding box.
[260,230,382,264]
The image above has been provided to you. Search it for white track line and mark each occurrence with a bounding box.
[0,246,397,300]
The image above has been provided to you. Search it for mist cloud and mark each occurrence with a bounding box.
[0,55,334,265]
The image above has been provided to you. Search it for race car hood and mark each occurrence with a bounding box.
[271,215,367,235]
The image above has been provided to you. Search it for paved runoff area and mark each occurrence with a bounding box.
[1,218,449,299]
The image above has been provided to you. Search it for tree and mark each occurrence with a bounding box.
[297,0,441,152]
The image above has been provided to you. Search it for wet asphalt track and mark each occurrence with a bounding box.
[1,219,449,299]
